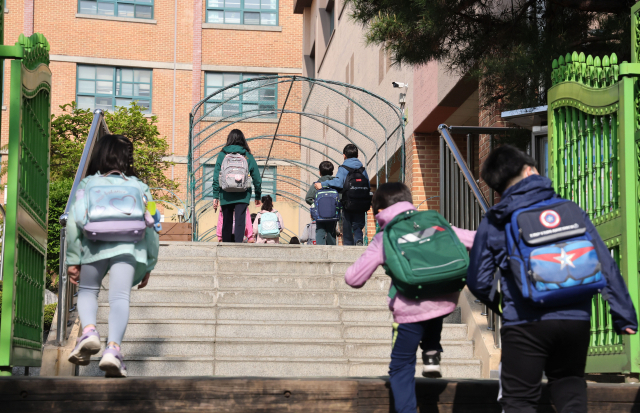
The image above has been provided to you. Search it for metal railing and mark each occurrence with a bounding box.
[56,109,110,345]
[438,124,504,348]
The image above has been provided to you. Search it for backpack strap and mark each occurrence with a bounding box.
[341,165,355,173]
[102,170,129,180]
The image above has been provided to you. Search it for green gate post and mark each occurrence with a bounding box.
[0,33,51,376]
[546,4,640,374]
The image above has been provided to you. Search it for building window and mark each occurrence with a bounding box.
[205,72,277,119]
[203,165,276,200]
[206,0,277,26]
[256,166,276,200]
[76,65,152,113]
[78,0,154,19]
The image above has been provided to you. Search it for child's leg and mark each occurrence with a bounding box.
[70,260,110,365]
[351,212,366,245]
[221,204,235,242]
[500,323,548,413]
[316,223,327,245]
[77,259,110,329]
[389,322,424,413]
[106,255,137,346]
[419,315,444,352]
[544,320,590,413]
[326,222,337,245]
[419,316,445,378]
[233,203,247,244]
[342,212,354,245]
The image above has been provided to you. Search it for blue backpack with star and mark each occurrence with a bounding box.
[506,198,606,307]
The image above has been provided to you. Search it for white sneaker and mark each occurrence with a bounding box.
[99,347,128,378]
[422,351,442,378]
[68,329,101,366]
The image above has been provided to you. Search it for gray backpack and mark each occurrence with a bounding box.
[219,153,252,192]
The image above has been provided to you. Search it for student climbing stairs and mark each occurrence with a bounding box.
[72,242,483,378]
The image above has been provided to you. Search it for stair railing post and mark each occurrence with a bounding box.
[56,214,68,345]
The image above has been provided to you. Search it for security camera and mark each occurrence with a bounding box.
[392,82,408,88]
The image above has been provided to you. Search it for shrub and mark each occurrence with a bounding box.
[43,303,57,331]
[46,178,73,292]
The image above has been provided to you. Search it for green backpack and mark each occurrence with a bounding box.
[382,209,469,300]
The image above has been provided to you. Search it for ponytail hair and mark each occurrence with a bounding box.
[261,195,274,211]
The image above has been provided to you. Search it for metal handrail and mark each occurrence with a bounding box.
[437,124,501,348]
[56,109,110,345]
[437,125,490,213]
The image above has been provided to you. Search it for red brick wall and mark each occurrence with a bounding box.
[0,0,303,208]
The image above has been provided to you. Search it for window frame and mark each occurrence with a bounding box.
[76,65,153,113]
[78,0,155,20]
[204,72,278,119]
[205,0,278,26]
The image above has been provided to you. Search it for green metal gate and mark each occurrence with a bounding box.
[0,33,52,375]
[547,4,640,373]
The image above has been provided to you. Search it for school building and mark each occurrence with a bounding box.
[295,0,494,213]
[0,0,304,238]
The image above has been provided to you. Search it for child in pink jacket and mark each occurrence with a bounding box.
[217,208,254,242]
[345,182,475,413]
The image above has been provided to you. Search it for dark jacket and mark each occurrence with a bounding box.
[467,175,637,333]
[210,145,262,206]
[321,158,369,192]
[305,175,335,205]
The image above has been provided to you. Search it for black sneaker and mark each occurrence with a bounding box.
[356,240,364,247]
[422,351,442,378]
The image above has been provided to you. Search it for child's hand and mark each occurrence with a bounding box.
[138,272,151,289]
[314,183,323,190]
[68,265,81,285]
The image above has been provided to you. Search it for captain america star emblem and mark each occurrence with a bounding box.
[539,210,561,228]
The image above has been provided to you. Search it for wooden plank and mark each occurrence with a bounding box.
[1,377,639,413]
[160,223,192,236]
[159,234,192,241]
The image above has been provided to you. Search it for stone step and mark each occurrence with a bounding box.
[152,257,385,277]
[102,273,390,291]
[97,303,394,323]
[93,337,474,360]
[159,242,368,262]
[94,320,467,341]
[97,289,391,307]
[78,356,482,378]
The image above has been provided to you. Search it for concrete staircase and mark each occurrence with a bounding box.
[78,242,482,378]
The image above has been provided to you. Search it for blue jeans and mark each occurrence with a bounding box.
[342,210,365,245]
[389,316,445,413]
[316,221,336,245]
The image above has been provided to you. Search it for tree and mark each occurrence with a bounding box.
[345,0,636,109]
[50,102,179,199]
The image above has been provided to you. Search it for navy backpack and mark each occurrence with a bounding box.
[310,186,341,222]
[505,198,606,307]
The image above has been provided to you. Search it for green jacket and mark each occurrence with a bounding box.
[305,175,335,205]
[210,145,262,205]
[66,175,160,286]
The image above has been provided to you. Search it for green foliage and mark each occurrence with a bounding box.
[46,178,73,290]
[43,303,57,331]
[51,102,178,200]
[345,0,635,109]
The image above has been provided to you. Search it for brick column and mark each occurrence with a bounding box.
[24,0,33,36]
[405,132,440,211]
[191,0,203,171]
